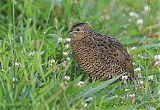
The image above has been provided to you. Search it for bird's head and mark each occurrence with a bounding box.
[68,23,91,39]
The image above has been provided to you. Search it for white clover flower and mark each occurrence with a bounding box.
[50,59,56,64]
[63,61,67,67]
[144,5,150,12]
[128,18,132,22]
[57,37,63,43]
[122,75,128,84]
[15,62,22,67]
[113,95,118,98]
[129,93,135,104]
[139,80,144,84]
[136,80,145,90]
[13,77,18,82]
[63,52,69,56]
[120,101,124,104]
[66,57,70,61]
[129,12,139,18]
[154,55,160,60]
[136,19,143,25]
[65,38,71,42]
[64,76,70,81]
[148,75,154,81]
[103,15,109,21]
[132,62,136,65]
[43,31,46,35]
[141,55,149,59]
[122,75,128,80]
[29,51,35,56]
[134,67,141,72]
[125,89,129,91]
[129,93,135,97]
[154,61,160,66]
[130,47,136,50]
[138,54,145,58]
[65,44,69,49]
[83,103,87,108]
[49,59,56,67]
[77,81,84,87]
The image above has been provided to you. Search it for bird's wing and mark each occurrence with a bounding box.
[87,33,134,78]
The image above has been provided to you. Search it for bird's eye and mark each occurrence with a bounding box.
[76,28,80,31]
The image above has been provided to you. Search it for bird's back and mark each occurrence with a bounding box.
[71,29,134,80]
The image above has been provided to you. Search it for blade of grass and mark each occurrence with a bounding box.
[130,43,160,54]
[73,73,126,102]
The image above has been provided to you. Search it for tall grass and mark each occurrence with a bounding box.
[0,0,160,109]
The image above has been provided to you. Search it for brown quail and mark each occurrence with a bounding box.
[68,23,134,80]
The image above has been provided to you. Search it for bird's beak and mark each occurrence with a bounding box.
[68,31,74,36]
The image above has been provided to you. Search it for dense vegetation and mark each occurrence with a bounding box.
[0,0,160,109]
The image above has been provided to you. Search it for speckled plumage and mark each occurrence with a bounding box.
[69,23,134,80]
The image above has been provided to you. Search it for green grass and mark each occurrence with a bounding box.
[0,0,160,109]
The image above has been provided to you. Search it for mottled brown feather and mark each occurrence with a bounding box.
[69,23,134,80]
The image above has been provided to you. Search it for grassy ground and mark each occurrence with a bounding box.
[0,0,160,109]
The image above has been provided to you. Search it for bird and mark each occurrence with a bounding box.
[68,22,134,80]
